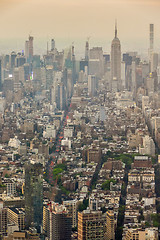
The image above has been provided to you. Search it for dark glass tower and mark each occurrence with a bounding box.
[25,162,43,233]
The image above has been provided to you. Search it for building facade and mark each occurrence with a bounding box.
[25,162,43,233]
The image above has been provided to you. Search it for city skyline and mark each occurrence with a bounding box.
[0,0,160,56]
[0,1,160,238]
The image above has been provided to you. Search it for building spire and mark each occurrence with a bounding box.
[115,19,117,38]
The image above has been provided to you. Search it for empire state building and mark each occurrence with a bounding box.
[111,22,121,92]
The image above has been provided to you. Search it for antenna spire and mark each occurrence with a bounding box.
[115,19,117,38]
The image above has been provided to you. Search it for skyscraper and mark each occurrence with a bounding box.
[105,210,115,240]
[51,39,55,51]
[78,210,105,240]
[25,162,43,233]
[111,22,121,91]
[10,51,17,69]
[88,75,97,96]
[149,24,154,60]
[0,203,7,237]
[25,40,29,61]
[151,52,158,72]
[45,202,72,240]
[0,59,2,91]
[29,35,34,60]
[25,35,34,63]
[85,40,89,61]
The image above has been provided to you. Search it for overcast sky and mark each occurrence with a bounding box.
[0,0,160,55]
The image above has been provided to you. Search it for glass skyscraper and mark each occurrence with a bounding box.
[25,162,43,233]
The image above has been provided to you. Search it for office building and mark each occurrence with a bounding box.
[25,162,43,233]
[13,68,20,84]
[25,40,29,60]
[51,39,55,51]
[124,228,158,240]
[0,59,2,91]
[46,202,72,240]
[85,40,89,61]
[10,52,17,69]
[8,207,25,230]
[63,200,78,228]
[139,135,155,156]
[89,47,104,78]
[3,180,16,196]
[87,144,102,163]
[59,83,66,110]
[111,22,121,91]
[25,35,34,63]
[29,36,34,60]
[149,24,154,60]
[15,55,26,67]
[78,210,105,240]
[151,52,158,72]
[146,73,155,95]
[88,75,97,96]
[0,202,8,237]
[32,55,40,69]
[104,210,115,240]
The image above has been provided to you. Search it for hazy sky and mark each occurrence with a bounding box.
[0,0,160,55]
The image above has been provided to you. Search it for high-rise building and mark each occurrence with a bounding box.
[89,47,104,78]
[63,200,78,228]
[45,202,72,240]
[87,143,102,163]
[78,210,105,240]
[25,162,43,233]
[8,207,25,230]
[151,52,158,72]
[145,73,155,95]
[139,135,155,156]
[23,63,30,81]
[15,55,26,67]
[88,75,97,96]
[13,68,20,84]
[51,39,55,51]
[25,40,29,61]
[29,35,34,60]
[149,24,154,60]
[111,22,121,91]
[59,83,66,110]
[0,202,8,237]
[3,55,9,68]
[25,36,34,63]
[32,55,41,69]
[10,52,17,70]
[104,210,115,240]
[0,59,2,91]
[85,40,89,61]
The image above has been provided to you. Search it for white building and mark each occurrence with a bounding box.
[139,135,155,156]
[43,125,56,139]
[64,127,74,139]
[63,199,78,228]
[8,136,21,149]
[6,181,16,196]
[61,139,71,149]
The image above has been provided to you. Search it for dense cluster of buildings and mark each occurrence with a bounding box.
[0,23,159,239]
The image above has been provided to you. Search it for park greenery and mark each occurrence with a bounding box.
[77,199,89,212]
[151,214,160,228]
[52,163,67,180]
[103,151,140,170]
[102,179,116,190]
